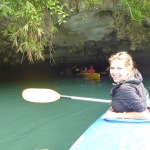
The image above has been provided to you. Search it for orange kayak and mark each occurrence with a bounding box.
[82,73,100,80]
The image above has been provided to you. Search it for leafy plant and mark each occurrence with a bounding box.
[0,0,69,63]
[114,0,150,47]
[121,0,150,21]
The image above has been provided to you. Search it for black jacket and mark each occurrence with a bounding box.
[110,70,148,112]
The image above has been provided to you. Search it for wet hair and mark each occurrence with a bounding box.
[108,51,136,80]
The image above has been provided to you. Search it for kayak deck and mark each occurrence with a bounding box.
[70,113,150,150]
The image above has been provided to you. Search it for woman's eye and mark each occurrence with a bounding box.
[110,67,114,70]
[110,67,122,70]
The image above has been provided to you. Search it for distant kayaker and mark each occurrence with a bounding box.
[105,51,150,119]
[88,66,95,74]
[80,67,88,74]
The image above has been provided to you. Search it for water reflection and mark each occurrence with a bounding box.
[1,75,150,150]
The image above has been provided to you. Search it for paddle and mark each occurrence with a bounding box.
[22,88,111,103]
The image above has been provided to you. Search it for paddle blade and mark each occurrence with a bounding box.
[22,88,60,103]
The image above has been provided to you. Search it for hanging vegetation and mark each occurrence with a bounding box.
[114,0,150,49]
[0,0,150,65]
[0,0,70,64]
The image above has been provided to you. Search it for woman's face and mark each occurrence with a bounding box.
[110,59,129,83]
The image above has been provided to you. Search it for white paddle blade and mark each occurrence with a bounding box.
[22,88,60,103]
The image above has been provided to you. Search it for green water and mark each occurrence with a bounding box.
[0,74,150,150]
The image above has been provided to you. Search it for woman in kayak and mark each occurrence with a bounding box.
[105,51,150,119]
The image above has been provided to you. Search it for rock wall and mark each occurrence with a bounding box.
[53,8,117,64]
[52,4,150,66]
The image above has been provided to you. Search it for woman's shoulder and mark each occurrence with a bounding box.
[111,83,134,96]
[119,83,137,92]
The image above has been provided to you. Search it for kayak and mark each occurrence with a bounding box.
[82,73,100,80]
[100,71,107,75]
[70,110,150,150]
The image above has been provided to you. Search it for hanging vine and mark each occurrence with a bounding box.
[0,0,150,65]
[0,0,69,63]
[113,0,150,48]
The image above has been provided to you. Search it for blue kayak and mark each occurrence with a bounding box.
[70,111,150,150]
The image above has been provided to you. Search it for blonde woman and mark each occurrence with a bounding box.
[105,51,150,119]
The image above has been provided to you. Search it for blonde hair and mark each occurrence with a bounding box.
[109,51,136,80]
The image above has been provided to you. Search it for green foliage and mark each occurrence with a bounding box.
[0,0,103,64]
[121,0,150,21]
[0,0,69,63]
[83,0,102,8]
[0,0,150,65]
[114,0,150,46]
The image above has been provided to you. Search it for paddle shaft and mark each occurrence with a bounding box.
[60,95,111,103]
